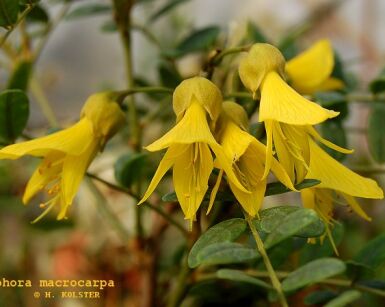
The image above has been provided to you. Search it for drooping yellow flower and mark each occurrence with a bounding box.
[0,92,126,221]
[285,39,344,95]
[239,43,345,184]
[301,139,383,251]
[302,139,383,220]
[138,78,248,223]
[208,101,296,216]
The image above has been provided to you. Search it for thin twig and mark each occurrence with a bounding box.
[86,172,189,237]
[0,4,36,48]
[245,214,288,307]
[32,2,72,64]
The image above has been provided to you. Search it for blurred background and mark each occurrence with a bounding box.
[1,0,385,306]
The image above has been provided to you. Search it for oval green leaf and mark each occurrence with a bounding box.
[255,206,325,239]
[368,105,385,163]
[353,232,385,270]
[165,26,220,58]
[216,269,271,289]
[0,0,19,28]
[188,218,247,268]
[281,258,346,292]
[196,242,258,266]
[114,153,147,188]
[324,290,361,307]
[66,4,111,20]
[263,208,322,249]
[0,90,29,144]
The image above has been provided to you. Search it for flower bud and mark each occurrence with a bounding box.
[173,77,222,123]
[81,92,126,143]
[221,101,249,131]
[239,43,285,97]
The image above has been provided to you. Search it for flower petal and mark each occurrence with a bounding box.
[285,39,334,94]
[247,138,296,191]
[173,143,213,220]
[306,139,384,199]
[211,142,249,193]
[219,121,254,163]
[229,179,266,217]
[307,126,353,154]
[138,145,186,205]
[61,140,99,211]
[259,71,339,125]
[262,120,274,179]
[207,170,223,215]
[316,77,345,92]
[145,102,217,152]
[0,118,94,159]
[340,192,371,221]
[22,151,64,204]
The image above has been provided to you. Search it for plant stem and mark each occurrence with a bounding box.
[245,214,288,307]
[114,2,145,240]
[86,172,189,237]
[166,214,201,307]
[85,178,130,243]
[248,270,385,298]
[0,4,36,48]
[30,78,59,127]
[32,2,72,64]
[211,45,250,65]
[166,255,191,307]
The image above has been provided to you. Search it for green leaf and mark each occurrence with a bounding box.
[304,290,338,305]
[369,67,385,94]
[321,121,347,161]
[300,223,344,264]
[25,4,49,23]
[263,208,322,249]
[7,60,32,90]
[368,105,385,163]
[0,0,19,28]
[114,153,147,188]
[158,61,182,88]
[281,258,346,292]
[100,19,117,32]
[247,22,268,43]
[162,179,320,202]
[0,90,29,144]
[353,232,385,270]
[324,290,361,307]
[315,91,345,106]
[255,206,325,239]
[196,242,258,266]
[265,179,321,197]
[165,26,220,58]
[66,4,111,20]
[149,0,189,23]
[188,218,247,268]
[216,269,271,289]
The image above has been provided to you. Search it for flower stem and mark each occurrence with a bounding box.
[30,78,59,127]
[86,178,130,243]
[0,4,36,48]
[245,214,288,307]
[86,172,189,237]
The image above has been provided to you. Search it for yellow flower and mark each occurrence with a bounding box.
[138,78,248,223]
[302,139,383,221]
[239,43,345,184]
[301,140,383,251]
[208,101,296,217]
[0,92,126,221]
[285,39,344,95]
